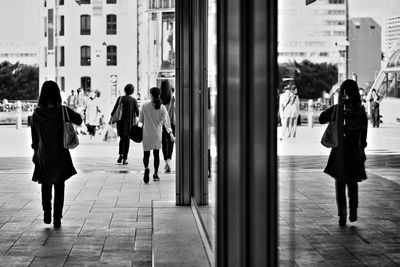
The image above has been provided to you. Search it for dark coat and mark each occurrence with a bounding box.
[31,106,83,185]
[319,104,368,182]
[111,95,139,136]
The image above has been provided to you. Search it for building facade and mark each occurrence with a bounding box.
[384,15,400,59]
[278,0,348,82]
[39,0,138,115]
[348,17,381,90]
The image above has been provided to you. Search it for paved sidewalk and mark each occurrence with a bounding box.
[0,170,175,267]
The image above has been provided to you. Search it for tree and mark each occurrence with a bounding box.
[279,60,338,99]
[0,61,39,100]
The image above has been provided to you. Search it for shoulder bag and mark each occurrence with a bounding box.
[62,105,79,149]
[321,106,339,148]
[110,96,123,124]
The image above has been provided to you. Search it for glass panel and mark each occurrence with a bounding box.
[107,15,117,35]
[160,12,174,70]
[277,0,400,265]
[81,15,91,35]
[81,46,91,66]
[107,46,117,66]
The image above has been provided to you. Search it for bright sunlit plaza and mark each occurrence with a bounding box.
[2,0,400,266]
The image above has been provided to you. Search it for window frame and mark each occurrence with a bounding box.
[106,14,117,35]
[80,46,91,66]
[107,45,117,66]
[80,15,91,35]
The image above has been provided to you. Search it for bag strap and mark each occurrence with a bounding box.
[62,105,71,123]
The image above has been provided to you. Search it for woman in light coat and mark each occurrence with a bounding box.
[139,87,175,183]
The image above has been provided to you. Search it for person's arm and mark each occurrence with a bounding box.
[161,106,174,141]
[31,113,39,150]
[318,105,335,124]
[139,106,144,124]
[66,106,83,126]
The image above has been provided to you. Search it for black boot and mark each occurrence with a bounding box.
[43,210,51,224]
[338,209,347,226]
[143,168,150,184]
[349,209,357,222]
[53,217,61,228]
[117,155,123,164]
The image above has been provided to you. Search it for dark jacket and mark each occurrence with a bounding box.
[319,103,368,182]
[31,105,83,185]
[111,95,139,136]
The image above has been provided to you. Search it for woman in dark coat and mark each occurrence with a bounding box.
[319,79,368,226]
[111,84,139,165]
[31,81,83,228]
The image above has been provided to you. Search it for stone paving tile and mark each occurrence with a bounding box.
[279,160,400,266]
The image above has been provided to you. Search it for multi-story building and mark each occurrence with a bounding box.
[39,0,138,114]
[348,17,381,89]
[278,0,348,82]
[384,15,400,59]
[0,42,38,65]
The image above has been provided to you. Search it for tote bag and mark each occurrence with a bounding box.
[321,106,338,148]
[62,105,79,149]
[110,96,123,124]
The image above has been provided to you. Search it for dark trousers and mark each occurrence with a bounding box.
[162,124,175,160]
[371,104,380,127]
[143,150,160,174]
[87,125,97,136]
[119,135,130,159]
[41,183,65,219]
[335,180,358,216]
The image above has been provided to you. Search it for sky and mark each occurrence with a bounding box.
[0,0,399,43]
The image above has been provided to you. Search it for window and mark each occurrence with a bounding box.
[107,0,116,3]
[107,45,117,65]
[60,16,64,36]
[80,15,91,35]
[59,0,64,5]
[80,0,90,4]
[44,0,46,7]
[81,46,91,66]
[60,46,65,66]
[107,15,117,35]
[370,25,376,29]
[81,76,91,91]
[328,0,344,3]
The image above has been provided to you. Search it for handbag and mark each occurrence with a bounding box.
[129,124,143,143]
[62,105,79,149]
[110,96,123,124]
[321,106,338,148]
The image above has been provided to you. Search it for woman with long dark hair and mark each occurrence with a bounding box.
[319,79,368,226]
[110,84,139,165]
[31,81,83,228]
[160,80,176,173]
[139,87,175,183]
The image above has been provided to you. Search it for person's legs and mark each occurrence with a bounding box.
[153,149,160,180]
[121,136,130,163]
[41,184,52,224]
[53,183,65,220]
[280,117,290,140]
[292,116,298,138]
[347,181,358,222]
[372,106,378,127]
[162,127,169,162]
[335,180,347,225]
[143,151,150,183]
[376,106,380,127]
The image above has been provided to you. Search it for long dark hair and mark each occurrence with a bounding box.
[340,79,361,105]
[160,80,172,105]
[38,81,62,107]
[150,87,161,110]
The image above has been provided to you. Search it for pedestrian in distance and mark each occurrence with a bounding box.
[287,86,300,139]
[66,90,76,111]
[139,87,175,183]
[319,79,368,227]
[110,84,139,165]
[85,91,100,139]
[279,85,291,141]
[160,80,176,173]
[74,88,87,135]
[30,81,83,228]
[369,88,381,128]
